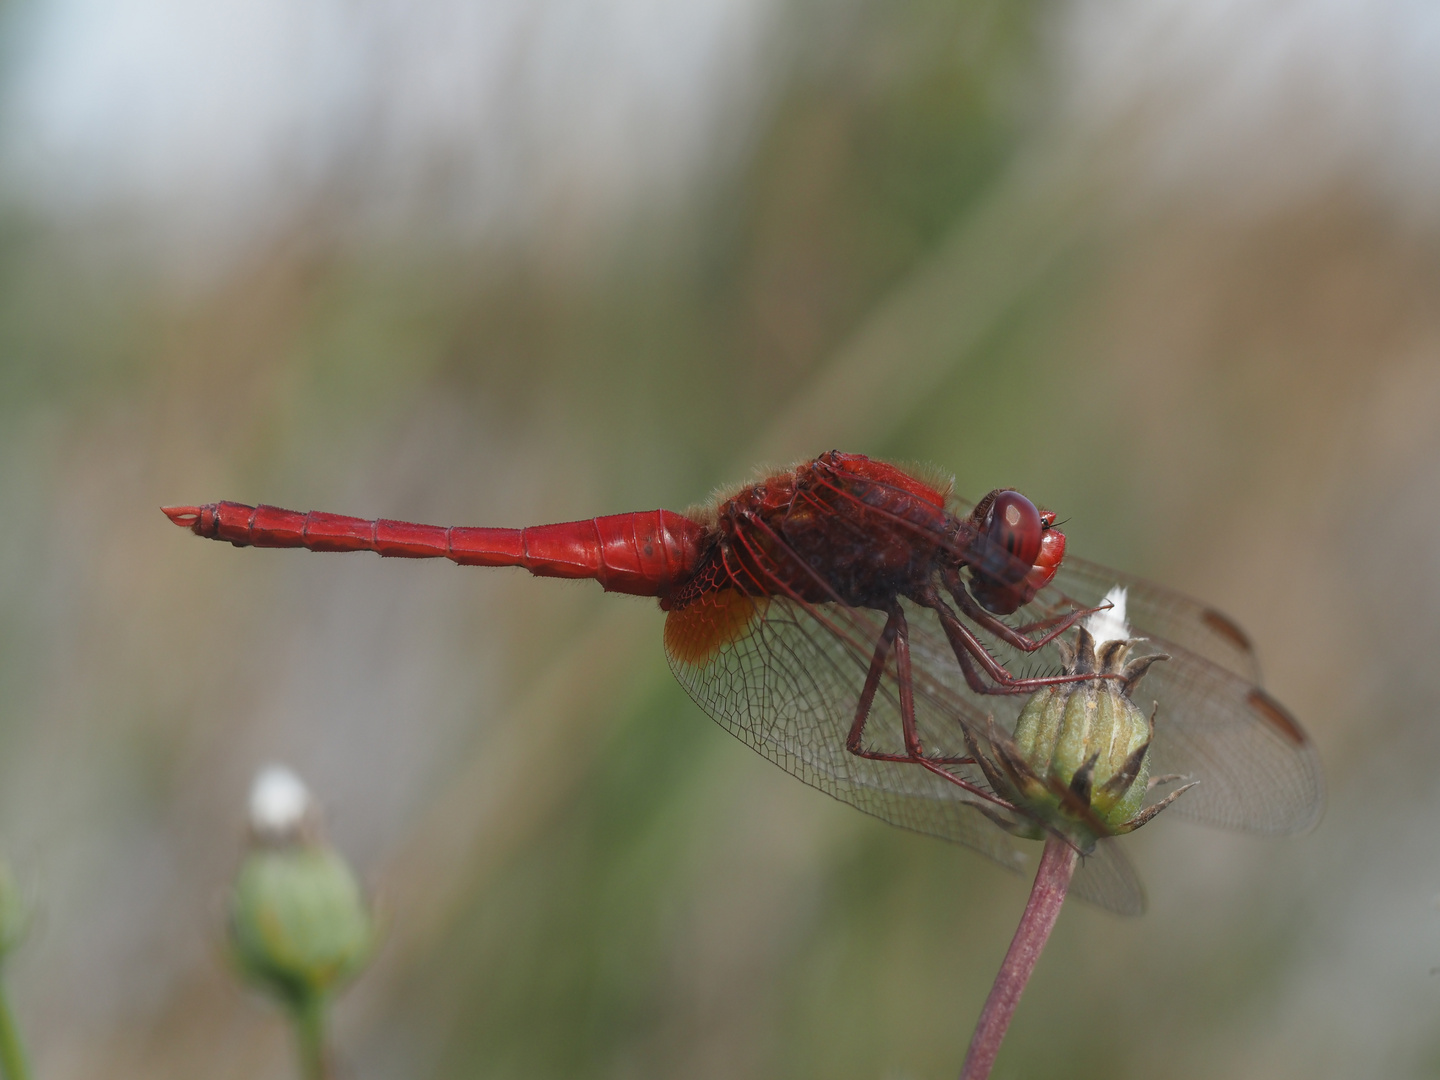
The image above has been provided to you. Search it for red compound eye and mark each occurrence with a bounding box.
[969,494,1062,615]
[984,490,1042,580]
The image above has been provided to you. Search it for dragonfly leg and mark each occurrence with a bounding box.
[1008,609,1095,636]
[891,602,920,757]
[845,603,1003,803]
[844,604,901,754]
[940,566,1100,653]
[918,586,1114,696]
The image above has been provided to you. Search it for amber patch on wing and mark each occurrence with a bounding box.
[664,590,767,666]
[1247,688,1307,747]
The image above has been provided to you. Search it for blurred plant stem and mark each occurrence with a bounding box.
[293,995,334,1080]
[0,860,31,1080]
[0,982,31,1080]
[959,833,1076,1080]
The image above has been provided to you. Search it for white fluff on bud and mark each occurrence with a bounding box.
[249,764,312,837]
[1084,585,1131,647]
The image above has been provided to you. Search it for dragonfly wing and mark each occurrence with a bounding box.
[1134,653,1323,834]
[665,595,1040,883]
[667,593,1150,915]
[1046,556,1263,684]
[1070,838,1145,916]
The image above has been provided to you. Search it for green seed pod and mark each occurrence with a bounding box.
[969,591,1196,846]
[1013,641,1153,831]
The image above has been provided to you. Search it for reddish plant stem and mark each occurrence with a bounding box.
[959,833,1078,1080]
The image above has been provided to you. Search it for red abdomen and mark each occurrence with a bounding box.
[163,501,709,598]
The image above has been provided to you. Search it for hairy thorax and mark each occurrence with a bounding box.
[687,451,961,610]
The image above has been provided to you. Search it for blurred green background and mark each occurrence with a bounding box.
[1,0,1439,1076]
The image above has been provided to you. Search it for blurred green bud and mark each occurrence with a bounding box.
[230,845,372,1006]
[0,861,28,962]
[229,767,372,1009]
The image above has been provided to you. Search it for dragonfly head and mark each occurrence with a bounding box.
[966,490,1066,615]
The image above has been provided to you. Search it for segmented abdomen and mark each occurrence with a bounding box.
[168,501,708,597]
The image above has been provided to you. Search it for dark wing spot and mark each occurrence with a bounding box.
[1202,608,1254,655]
[1246,688,1307,747]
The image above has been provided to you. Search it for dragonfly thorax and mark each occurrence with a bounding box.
[706,453,957,609]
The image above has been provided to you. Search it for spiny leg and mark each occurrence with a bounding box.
[918,586,1117,696]
[940,566,1102,654]
[845,604,901,754]
[847,603,961,760]
[844,602,1004,804]
[891,602,919,757]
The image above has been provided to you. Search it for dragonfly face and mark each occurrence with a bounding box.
[965,489,1067,616]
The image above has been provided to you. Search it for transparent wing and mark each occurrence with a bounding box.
[1071,839,1144,917]
[1050,556,1263,684]
[665,592,1147,915]
[1123,650,1322,833]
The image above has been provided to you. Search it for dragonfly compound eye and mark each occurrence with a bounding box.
[982,491,1042,582]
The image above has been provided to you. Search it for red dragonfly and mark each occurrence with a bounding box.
[164,450,1320,913]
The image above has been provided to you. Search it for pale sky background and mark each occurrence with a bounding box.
[0,0,778,269]
[2,0,1438,275]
